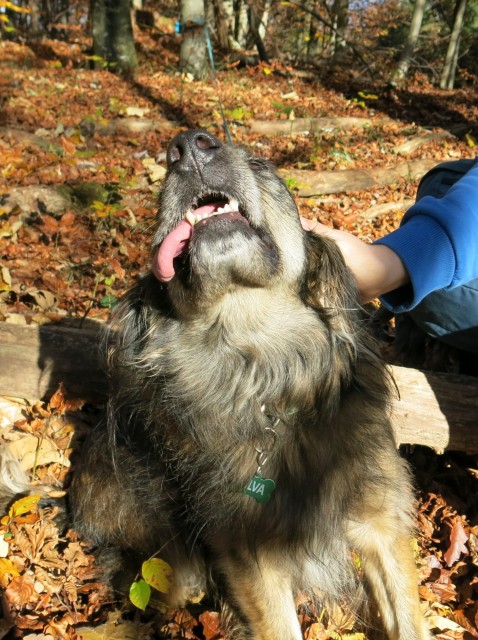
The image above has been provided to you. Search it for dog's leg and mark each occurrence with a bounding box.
[348,517,431,640]
[216,545,302,640]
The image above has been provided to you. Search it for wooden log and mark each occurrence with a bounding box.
[0,322,477,453]
[0,320,108,404]
[391,366,478,453]
[249,117,392,136]
[360,199,414,220]
[278,159,440,196]
[393,131,455,156]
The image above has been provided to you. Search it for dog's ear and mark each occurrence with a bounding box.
[301,231,359,314]
[300,231,370,365]
[107,274,173,366]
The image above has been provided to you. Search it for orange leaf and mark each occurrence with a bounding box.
[444,520,468,567]
[60,211,76,226]
[4,574,36,607]
[60,135,76,155]
[8,494,41,520]
[110,258,126,279]
[0,558,20,586]
[199,611,223,640]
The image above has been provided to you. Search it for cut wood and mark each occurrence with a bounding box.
[0,322,477,453]
[0,320,108,403]
[391,366,478,453]
[249,116,392,136]
[393,131,455,156]
[279,159,440,195]
[360,199,414,220]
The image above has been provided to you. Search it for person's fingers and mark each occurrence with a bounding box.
[300,217,333,235]
[300,216,316,230]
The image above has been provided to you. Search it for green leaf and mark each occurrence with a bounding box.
[272,101,294,116]
[100,294,118,309]
[129,579,151,610]
[357,90,378,100]
[141,558,173,593]
[284,177,298,191]
[9,494,41,518]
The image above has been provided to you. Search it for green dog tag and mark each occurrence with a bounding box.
[244,475,276,503]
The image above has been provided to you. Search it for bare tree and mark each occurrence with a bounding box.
[329,0,349,62]
[180,0,208,79]
[392,0,427,84]
[440,0,468,89]
[90,0,137,73]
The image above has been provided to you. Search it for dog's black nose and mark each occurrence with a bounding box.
[167,130,222,171]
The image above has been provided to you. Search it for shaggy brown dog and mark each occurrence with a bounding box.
[70,130,430,639]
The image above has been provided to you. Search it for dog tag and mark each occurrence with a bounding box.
[244,475,276,503]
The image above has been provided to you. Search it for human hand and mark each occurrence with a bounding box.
[300,217,409,302]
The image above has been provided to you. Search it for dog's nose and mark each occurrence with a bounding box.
[167,130,222,171]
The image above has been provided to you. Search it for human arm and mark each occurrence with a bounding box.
[300,218,409,302]
[302,159,478,311]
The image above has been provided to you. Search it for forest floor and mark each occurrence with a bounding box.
[1,26,478,640]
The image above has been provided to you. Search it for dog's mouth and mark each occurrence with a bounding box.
[152,194,250,282]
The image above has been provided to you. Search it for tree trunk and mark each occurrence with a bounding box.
[440,0,467,89]
[212,0,231,50]
[234,0,249,48]
[180,0,208,79]
[330,0,349,62]
[247,1,269,61]
[29,0,45,38]
[2,322,478,454]
[91,0,137,73]
[392,0,427,84]
[258,0,271,42]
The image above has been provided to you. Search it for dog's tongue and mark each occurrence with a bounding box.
[152,203,219,282]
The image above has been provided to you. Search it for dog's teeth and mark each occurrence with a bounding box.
[229,199,239,211]
[186,211,197,226]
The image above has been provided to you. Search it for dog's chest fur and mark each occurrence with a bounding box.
[119,286,377,543]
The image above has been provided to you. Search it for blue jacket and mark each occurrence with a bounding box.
[376,159,478,312]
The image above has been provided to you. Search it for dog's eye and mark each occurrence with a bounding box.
[249,158,266,171]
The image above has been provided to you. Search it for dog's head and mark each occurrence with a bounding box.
[152,130,307,304]
[148,129,360,342]
[111,131,376,420]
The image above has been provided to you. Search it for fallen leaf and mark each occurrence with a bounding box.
[142,157,166,182]
[0,396,28,429]
[444,521,468,567]
[199,611,223,640]
[77,612,152,640]
[5,435,70,471]
[125,106,151,117]
[129,578,151,610]
[142,557,172,593]
[0,533,10,557]
[4,494,41,521]
[4,573,37,606]
[60,135,76,155]
[426,614,466,632]
[0,557,20,586]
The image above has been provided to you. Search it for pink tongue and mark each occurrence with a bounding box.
[152,204,222,282]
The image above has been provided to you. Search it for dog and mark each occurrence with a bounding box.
[9,130,431,639]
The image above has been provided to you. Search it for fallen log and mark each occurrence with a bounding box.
[249,117,392,136]
[0,322,477,453]
[360,199,414,220]
[279,159,440,195]
[0,320,108,404]
[393,131,455,156]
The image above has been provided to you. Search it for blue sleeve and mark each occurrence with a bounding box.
[375,161,478,312]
